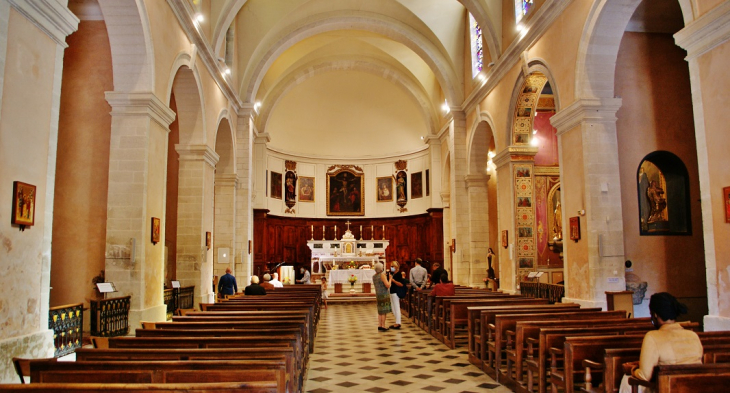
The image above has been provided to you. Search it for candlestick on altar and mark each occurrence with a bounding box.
[323,225,325,239]
[382,225,386,240]
[359,225,363,240]
[335,225,337,239]
[371,225,374,240]
[311,225,314,241]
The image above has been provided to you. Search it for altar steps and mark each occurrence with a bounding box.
[327,293,375,304]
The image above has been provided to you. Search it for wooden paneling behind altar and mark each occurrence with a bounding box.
[253,208,444,276]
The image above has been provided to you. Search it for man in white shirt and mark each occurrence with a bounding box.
[409,258,428,291]
[297,267,311,284]
[270,272,284,287]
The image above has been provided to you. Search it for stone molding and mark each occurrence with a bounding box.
[675,1,730,61]
[492,145,538,168]
[8,0,79,47]
[534,166,560,176]
[464,174,489,189]
[105,92,176,129]
[215,173,239,188]
[254,132,271,144]
[550,97,623,136]
[440,191,451,207]
[176,144,220,168]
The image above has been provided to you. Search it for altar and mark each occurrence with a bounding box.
[307,221,389,273]
[329,269,375,284]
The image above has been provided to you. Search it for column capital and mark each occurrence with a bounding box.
[254,132,271,144]
[105,92,176,129]
[176,144,220,168]
[675,1,730,61]
[215,173,239,188]
[550,97,622,136]
[9,0,79,47]
[492,146,538,168]
[465,174,489,188]
[440,192,451,207]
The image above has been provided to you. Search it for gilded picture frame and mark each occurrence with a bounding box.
[327,169,364,216]
[11,181,36,228]
[298,176,314,202]
[151,217,161,245]
[376,176,393,202]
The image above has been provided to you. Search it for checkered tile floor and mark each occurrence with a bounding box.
[305,303,511,393]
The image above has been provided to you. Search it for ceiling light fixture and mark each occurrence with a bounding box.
[195,13,204,23]
[442,101,450,113]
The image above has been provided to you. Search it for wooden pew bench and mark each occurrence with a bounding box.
[0,382,279,392]
[27,359,287,393]
[628,363,730,393]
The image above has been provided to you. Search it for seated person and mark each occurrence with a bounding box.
[619,292,702,393]
[244,275,267,296]
[270,272,284,287]
[261,273,275,290]
[428,272,455,297]
[429,262,447,288]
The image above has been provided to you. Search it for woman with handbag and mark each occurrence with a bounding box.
[387,260,408,329]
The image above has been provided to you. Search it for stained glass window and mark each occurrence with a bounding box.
[515,0,533,24]
[469,13,483,78]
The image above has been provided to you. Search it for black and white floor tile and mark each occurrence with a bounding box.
[305,303,511,393]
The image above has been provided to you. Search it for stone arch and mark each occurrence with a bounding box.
[97,0,155,91]
[575,0,695,99]
[212,0,249,56]
[256,56,438,136]
[169,60,207,145]
[467,112,497,176]
[241,12,462,105]
[214,113,236,175]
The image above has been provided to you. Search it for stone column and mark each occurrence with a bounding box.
[104,92,175,327]
[235,109,256,284]
[551,97,626,308]
[466,174,490,286]
[175,145,219,306]
[213,174,238,278]
[440,192,452,272]
[447,111,471,284]
[674,3,730,330]
[426,136,443,208]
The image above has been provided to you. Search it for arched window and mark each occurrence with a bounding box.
[469,13,483,78]
[637,151,691,235]
[515,0,534,24]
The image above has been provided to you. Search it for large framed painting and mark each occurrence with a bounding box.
[298,176,314,202]
[270,171,282,200]
[12,181,36,228]
[327,169,364,216]
[411,172,423,199]
[376,176,392,202]
[637,154,691,236]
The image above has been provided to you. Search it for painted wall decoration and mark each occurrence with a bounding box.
[514,163,534,269]
[284,161,298,213]
[411,171,423,199]
[326,166,364,216]
[270,171,282,200]
[298,176,314,202]
[11,181,35,229]
[151,217,160,245]
[377,176,393,202]
[394,160,408,212]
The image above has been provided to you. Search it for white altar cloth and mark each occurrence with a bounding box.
[328,269,377,284]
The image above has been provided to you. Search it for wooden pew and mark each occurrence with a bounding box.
[467,303,582,368]
[502,318,652,389]
[27,359,287,393]
[628,363,730,393]
[74,347,298,393]
[428,292,514,337]
[0,382,279,392]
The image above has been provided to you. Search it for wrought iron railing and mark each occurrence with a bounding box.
[90,295,130,337]
[520,281,565,304]
[48,303,84,357]
[163,286,195,319]
[179,286,195,309]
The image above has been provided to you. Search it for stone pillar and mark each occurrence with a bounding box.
[674,2,730,330]
[440,192,452,272]
[235,109,256,284]
[104,92,175,327]
[213,174,238,279]
[551,97,626,308]
[426,136,443,208]
[448,111,471,284]
[175,145,219,306]
[466,174,490,286]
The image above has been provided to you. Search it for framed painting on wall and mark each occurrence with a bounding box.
[151,217,161,245]
[569,216,580,241]
[501,230,508,248]
[298,176,314,202]
[725,186,730,223]
[270,171,282,200]
[11,181,36,228]
[411,172,423,199]
[376,176,393,202]
[327,169,364,216]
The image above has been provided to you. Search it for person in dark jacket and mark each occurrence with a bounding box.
[429,262,447,288]
[244,275,267,296]
[218,267,238,296]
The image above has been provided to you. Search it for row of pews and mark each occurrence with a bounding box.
[4,285,322,393]
[403,285,730,393]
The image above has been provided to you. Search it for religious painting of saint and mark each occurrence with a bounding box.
[395,170,408,203]
[519,258,533,268]
[411,172,423,199]
[376,176,392,202]
[270,172,282,200]
[518,227,533,238]
[284,170,297,204]
[151,217,160,245]
[517,196,532,207]
[569,216,580,241]
[11,181,35,227]
[516,107,532,117]
[426,169,430,196]
[326,169,364,216]
[638,160,670,234]
[515,167,531,177]
[514,133,528,144]
[724,187,730,223]
[298,176,314,202]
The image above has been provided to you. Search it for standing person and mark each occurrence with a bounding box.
[487,248,496,280]
[296,267,311,284]
[429,262,447,288]
[387,260,407,329]
[244,275,267,295]
[373,262,393,331]
[409,258,428,292]
[321,277,329,309]
[618,292,702,393]
[270,272,284,287]
[218,267,238,297]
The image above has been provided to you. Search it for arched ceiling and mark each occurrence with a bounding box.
[203,0,502,158]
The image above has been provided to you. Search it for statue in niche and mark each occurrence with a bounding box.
[553,200,562,240]
[625,272,648,305]
[647,180,667,224]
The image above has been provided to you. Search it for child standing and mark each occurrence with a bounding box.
[321,276,329,309]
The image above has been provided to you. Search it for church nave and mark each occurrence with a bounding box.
[306,303,511,393]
